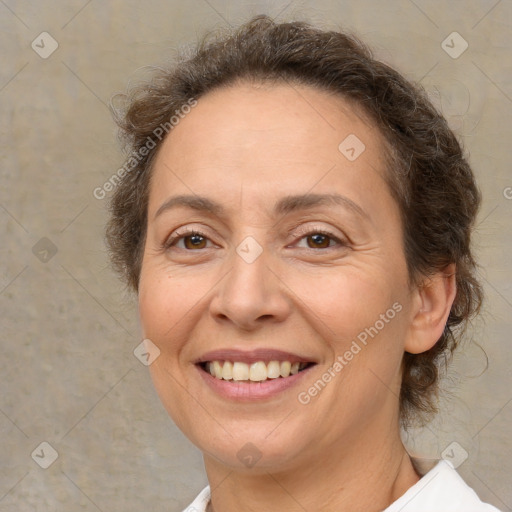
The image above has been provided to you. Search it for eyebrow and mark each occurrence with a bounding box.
[154,193,368,221]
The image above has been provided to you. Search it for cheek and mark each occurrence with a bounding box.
[290,267,400,335]
[138,264,218,362]
[138,273,165,338]
[138,270,197,427]
[139,265,190,332]
[297,267,407,380]
[138,270,184,347]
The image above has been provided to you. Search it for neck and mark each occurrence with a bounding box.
[204,417,420,512]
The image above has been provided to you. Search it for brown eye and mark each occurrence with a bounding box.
[182,233,208,250]
[306,233,333,249]
[164,229,213,251]
[296,231,342,250]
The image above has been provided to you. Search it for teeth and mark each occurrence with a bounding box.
[213,361,223,379]
[249,361,267,381]
[280,361,291,377]
[221,361,233,380]
[267,360,281,379]
[232,362,249,381]
[205,360,310,382]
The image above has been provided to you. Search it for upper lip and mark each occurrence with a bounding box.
[196,348,317,365]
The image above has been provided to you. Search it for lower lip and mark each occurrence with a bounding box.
[196,365,315,401]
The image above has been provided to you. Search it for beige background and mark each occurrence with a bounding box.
[0,0,511,510]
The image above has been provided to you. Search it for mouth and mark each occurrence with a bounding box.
[194,349,318,400]
[198,360,315,383]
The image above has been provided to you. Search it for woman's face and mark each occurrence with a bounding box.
[138,82,418,471]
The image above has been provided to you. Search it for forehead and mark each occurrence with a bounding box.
[160,82,375,158]
[148,82,390,215]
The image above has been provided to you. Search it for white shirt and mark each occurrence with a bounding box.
[181,459,502,511]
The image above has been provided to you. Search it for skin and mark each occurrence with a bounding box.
[138,81,456,512]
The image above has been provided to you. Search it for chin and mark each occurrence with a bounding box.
[189,414,314,472]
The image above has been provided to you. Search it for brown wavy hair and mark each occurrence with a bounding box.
[106,15,483,427]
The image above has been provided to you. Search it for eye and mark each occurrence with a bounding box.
[163,226,347,252]
[294,229,346,250]
[164,229,213,250]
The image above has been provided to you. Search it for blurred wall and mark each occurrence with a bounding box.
[1,1,511,510]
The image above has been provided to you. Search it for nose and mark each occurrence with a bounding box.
[208,243,292,331]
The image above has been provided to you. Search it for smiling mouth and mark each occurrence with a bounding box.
[199,360,315,383]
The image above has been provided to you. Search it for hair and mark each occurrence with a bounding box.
[106,14,483,427]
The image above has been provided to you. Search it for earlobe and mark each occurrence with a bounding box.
[404,264,457,354]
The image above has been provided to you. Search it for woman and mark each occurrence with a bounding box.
[106,15,501,512]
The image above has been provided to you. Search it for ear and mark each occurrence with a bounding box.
[404,264,457,354]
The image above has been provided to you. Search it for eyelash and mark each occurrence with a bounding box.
[164,226,346,251]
